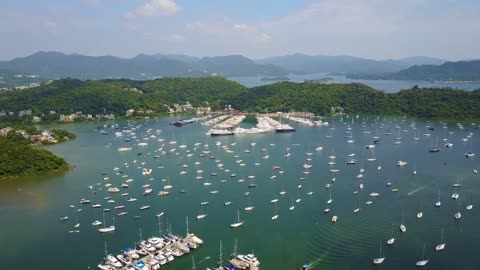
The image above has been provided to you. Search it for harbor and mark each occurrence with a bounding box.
[1,115,479,270]
[206,114,296,135]
[98,231,204,270]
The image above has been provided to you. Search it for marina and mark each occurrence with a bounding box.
[1,115,479,270]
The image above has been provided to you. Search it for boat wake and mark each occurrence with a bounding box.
[304,253,328,269]
[408,186,425,196]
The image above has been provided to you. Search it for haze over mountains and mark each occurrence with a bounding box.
[348,60,480,81]
[0,51,453,81]
[258,54,446,74]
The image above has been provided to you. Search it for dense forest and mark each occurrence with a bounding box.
[0,77,480,121]
[0,138,69,180]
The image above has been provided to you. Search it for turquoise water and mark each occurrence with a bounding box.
[1,116,479,269]
[229,74,480,92]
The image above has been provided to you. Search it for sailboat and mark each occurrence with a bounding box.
[248,175,256,188]
[323,201,330,213]
[98,212,115,233]
[279,185,286,196]
[353,196,360,213]
[289,199,295,211]
[429,137,440,152]
[372,241,385,265]
[454,200,462,220]
[387,223,395,245]
[230,210,244,228]
[271,203,279,220]
[435,190,441,207]
[163,177,173,190]
[244,197,254,211]
[415,244,429,267]
[346,130,355,143]
[73,214,80,229]
[416,201,423,219]
[435,227,446,251]
[400,213,406,233]
[295,190,302,203]
[465,138,475,157]
[445,133,453,148]
[466,192,473,210]
[327,188,333,204]
[196,204,207,220]
[307,185,313,196]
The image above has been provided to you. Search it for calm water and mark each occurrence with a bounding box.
[229,74,480,92]
[1,116,479,270]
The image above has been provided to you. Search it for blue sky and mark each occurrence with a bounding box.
[0,0,479,60]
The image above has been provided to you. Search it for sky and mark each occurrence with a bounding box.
[0,0,479,60]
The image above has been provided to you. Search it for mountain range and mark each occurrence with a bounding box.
[347,60,480,81]
[0,52,287,79]
[257,54,446,74]
[0,51,450,81]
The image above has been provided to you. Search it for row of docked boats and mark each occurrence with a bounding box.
[98,233,203,270]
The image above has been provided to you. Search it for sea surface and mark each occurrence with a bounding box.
[229,73,480,92]
[1,116,479,270]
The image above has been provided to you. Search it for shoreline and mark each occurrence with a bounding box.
[0,164,74,182]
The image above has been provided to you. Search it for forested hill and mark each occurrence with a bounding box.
[0,138,69,180]
[0,51,287,79]
[1,77,480,120]
[348,60,480,81]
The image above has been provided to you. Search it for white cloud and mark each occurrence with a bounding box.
[166,34,185,43]
[126,0,180,19]
[232,24,251,32]
[186,21,206,31]
[258,33,271,43]
[232,23,272,43]
[186,20,229,34]
[45,20,58,32]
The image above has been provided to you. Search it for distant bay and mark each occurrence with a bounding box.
[229,73,480,92]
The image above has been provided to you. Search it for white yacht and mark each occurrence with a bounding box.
[230,210,244,228]
[435,228,446,251]
[372,241,385,265]
[416,244,429,267]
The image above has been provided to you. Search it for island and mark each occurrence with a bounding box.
[304,77,334,83]
[0,125,75,180]
[0,138,70,180]
[260,76,291,82]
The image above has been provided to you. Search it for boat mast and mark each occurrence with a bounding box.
[104,241,108,259]
[192,255,197,270]
[379,240,382,257]
[102,212,106,229]
[186,216,189,235]
[219,240,223,267]
[233,238,238,257]
[158,215,162,236]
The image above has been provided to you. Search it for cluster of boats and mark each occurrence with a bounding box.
[98,233,203,270]
[205,114,296,136]
[59,116,478,269]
